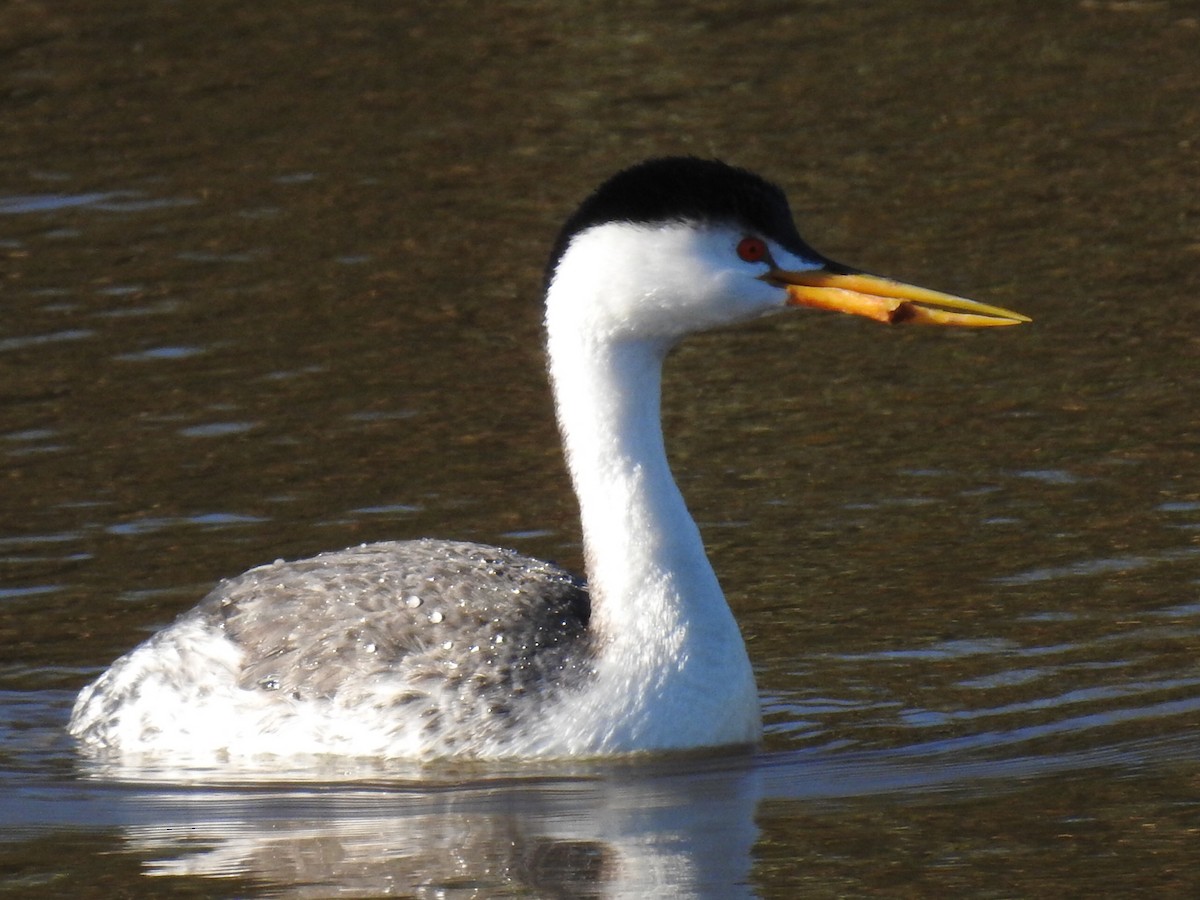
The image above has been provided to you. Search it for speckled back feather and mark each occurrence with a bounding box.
[206,539,588,688]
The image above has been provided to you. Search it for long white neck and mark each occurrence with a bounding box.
[543,318,760,749]
[549,333,718,638]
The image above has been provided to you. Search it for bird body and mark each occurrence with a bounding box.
[68,158,1026,763]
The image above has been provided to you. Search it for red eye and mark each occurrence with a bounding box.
[736,237,769,263]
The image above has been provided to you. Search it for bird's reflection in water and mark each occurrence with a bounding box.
[109,756,762,898]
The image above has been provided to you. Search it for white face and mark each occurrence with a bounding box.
[545,220,826,344]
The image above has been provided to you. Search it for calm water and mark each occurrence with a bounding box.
[3,0,1200,895]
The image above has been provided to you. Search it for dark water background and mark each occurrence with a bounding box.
[3,0,1199,895]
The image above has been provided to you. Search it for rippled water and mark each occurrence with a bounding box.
[3,0,1200,896]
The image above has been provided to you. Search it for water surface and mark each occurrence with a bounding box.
[2,0,1199,896]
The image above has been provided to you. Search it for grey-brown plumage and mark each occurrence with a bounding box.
[211,540,591,741]
[72,539,595,757]
[204,539,589,691]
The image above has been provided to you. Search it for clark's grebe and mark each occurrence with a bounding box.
[68,157,1028,762]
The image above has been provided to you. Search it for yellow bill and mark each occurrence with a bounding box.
[772,269,1030,327]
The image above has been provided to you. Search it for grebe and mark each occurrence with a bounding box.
[68,158,1028,762]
